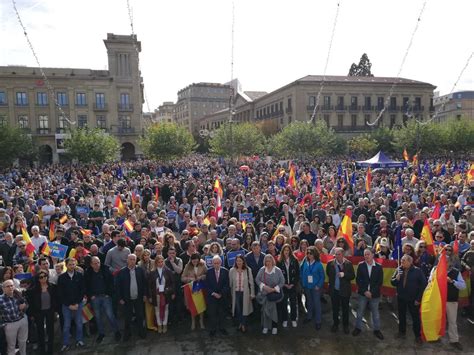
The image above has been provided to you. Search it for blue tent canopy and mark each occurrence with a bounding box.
[355,151,407,169]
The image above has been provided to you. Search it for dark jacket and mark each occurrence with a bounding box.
[115,266,147,301]
[245,251,265,280]
[57,271,85,306]
[147,266,176,306]
[391,265,427,302]
[26,283,59,315]
[356,261,384,299]
[277,256,300,286]
[206,267,229,303]
[84,265,115,298]
[326,259,355,298]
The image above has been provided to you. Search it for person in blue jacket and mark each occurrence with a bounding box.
[300,246,325,330]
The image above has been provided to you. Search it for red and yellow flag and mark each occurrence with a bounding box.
[214,178,223,198]
[154,187,159,202]
[41,242,51,256]
[337,208,354,253]
[21,226,36,257]
[49,222,56,241]
[420,219,436,256]
[410,174,417,185]
[114,195,126,216]
[421,249,447,342]
[183,281,206,317]
[403,148,409,161]
[59,215,68,224]
[365,167,372,193]
[123,219,134,233]
[467,164,474,183]
[288,165,296,189]
[412,154,419,167]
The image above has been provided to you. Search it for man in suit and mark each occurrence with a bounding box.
[115,253,147,341]
[206,255,229,337]
[352,248,384,340]
[326,247,355,334]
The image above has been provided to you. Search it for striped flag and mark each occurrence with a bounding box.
[82,303,95,323]
[59,215,68,224]
[49,222,55,241]
[183,281,206,317]
[337,208,354,253]
[403,148,409,161]
[114,195,126,216]
[21,227,36,257]
[420,219,436,256]
[154,187,159,202]
[41,242,51,256]
[123,220,134,233]
[288,164,296,189]
[421,249,447,342]
[365,168,372,193]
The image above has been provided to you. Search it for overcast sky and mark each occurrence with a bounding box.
[1,0,473,111]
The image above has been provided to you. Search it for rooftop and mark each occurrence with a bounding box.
[296,75,435,87]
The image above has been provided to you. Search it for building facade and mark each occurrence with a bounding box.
[433,90,474,122]
[155,101,176,124]
[199,75,436,136]
[0,33,144,163]
[174,83,233,135]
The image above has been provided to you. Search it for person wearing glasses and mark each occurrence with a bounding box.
[27,270,57,355]
[414,241,435,278]
[300,246,324,330]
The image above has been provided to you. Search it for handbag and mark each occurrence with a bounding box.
[263,271,282,302]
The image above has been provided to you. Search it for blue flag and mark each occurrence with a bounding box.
[337,164,343,177]
[397,174,403,187]
[391,226,403,260]
[440,164,446,176]
[243,176,249,188]
[350,172,356,187]
[279,176,286,188]
[270,182,276,195]
[311,168,318,186]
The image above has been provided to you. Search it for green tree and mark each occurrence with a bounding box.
[392,121,444,155]
[347,134,378,157]
[0,125,36,168]
[209,122,266,158]
[139,123,196,161]
[368,127,395,153]
[348,53,374,77]
[64,128,121,163]
[271,121,342,158]
[441,118,474,154]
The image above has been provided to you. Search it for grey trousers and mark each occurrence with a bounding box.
[4,316,28,355]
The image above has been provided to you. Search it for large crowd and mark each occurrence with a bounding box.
[0,155,473,354]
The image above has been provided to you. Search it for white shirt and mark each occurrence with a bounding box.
[31,234,48,252]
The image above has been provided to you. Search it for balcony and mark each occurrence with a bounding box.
[363,105,374,112]
[56,128,70,133]
[413,105,424,112]
[36,128,51,135]
[321,105,333,112]
[118,103,134,112]
[349,105,360,112]
[285,107,292,114]
[35,103,49,108]
[93,103,108,111]
[15,102,29,107]
[20,127,31,133]
[110,126,136,135]
[335,104,345,111]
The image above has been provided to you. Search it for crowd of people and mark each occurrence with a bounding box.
[0,155,473,354]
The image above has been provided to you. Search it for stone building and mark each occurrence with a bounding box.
[433,90,474,122]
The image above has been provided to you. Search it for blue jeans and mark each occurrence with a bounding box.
[62,303,83,346]
[304,288,322,325]
[355,295,380,331]
[234,291,247,326]
[91,295,120,335]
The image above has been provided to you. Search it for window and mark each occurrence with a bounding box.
[119,115,131,128]
[390,97,397,110]
[323,96,331,108]
[288,116,292,124]
[56,92,68,106]
[38,115,49,133]
[96,115,106,129]
[0,92,6,105]
[18,115,28,128]
[58,116,69,132]
[403,97,409,110]
[377,97,384,110]
[390,114,396,128]
[120,93,130,109]
[323,114,330,126]
[364,97,371,109]
[37,92,48,106]
[76,93,87,106]
[0,115,6,126]
[279,102,283,113]
[414,97,421,110]
[95,93,105,108]
[287,98,292,109]
[78,115,88,128]
[337,96,344,109]
[350,96,358,109]
[364,114,371,125]
[338,114,343,127]
[309,96,316,107]
[351,114,357,126]
[16,92,28,105]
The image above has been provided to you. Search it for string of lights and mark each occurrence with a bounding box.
[366,0,427,126]
[309,1,342,124]
[126,0,151,113]
[11,0,75,125]
[416,51,473,125]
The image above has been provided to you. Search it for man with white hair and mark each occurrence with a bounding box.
[30,225,48,252]
[401,228,419,249]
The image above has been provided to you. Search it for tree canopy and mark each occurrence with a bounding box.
[0,125,36,168]
[139,123,196,161]
[348,53,374,77]
[64,128,121,164]
[209,122,266,158]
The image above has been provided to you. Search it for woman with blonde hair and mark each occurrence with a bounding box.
[181,253,207,330]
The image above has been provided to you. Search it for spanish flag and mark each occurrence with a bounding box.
[80,228,92,237]
[410,173,417,185]
[412,154,419,167]
[21,226,36,257]
[365,167,372,193]
[82,303,95,323]
[114,195,126,216]
[420,219,436,256]
[41,242,51,256]
[203,216,211,226]
[337,208,354,253]
[214,178,223,198]
[59,214,68,224]
[403,148,409,161]
[241,220,247,231]
[123,219,134,233]
[467,163,474,182]
[49,222,55,241]
[430,202,441,220]
[421,249,447,342]
[154,186,159,202]
[288,165,296,189]
[183,281,206,317]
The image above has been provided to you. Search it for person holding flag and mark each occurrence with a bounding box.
[391,254,427,344]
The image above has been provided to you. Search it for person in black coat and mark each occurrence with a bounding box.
[206,255,230,337]
[84,256,121,343]
[352,248,384,340]
[391,254,427,343]
[57,258,85,351]
[326,247,355,334]
[276,244,300,327]
[27,270,58,355]
[115,253,147,340]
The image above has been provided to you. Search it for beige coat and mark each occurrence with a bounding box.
[181,260,207,283]
[229,267,255,317]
